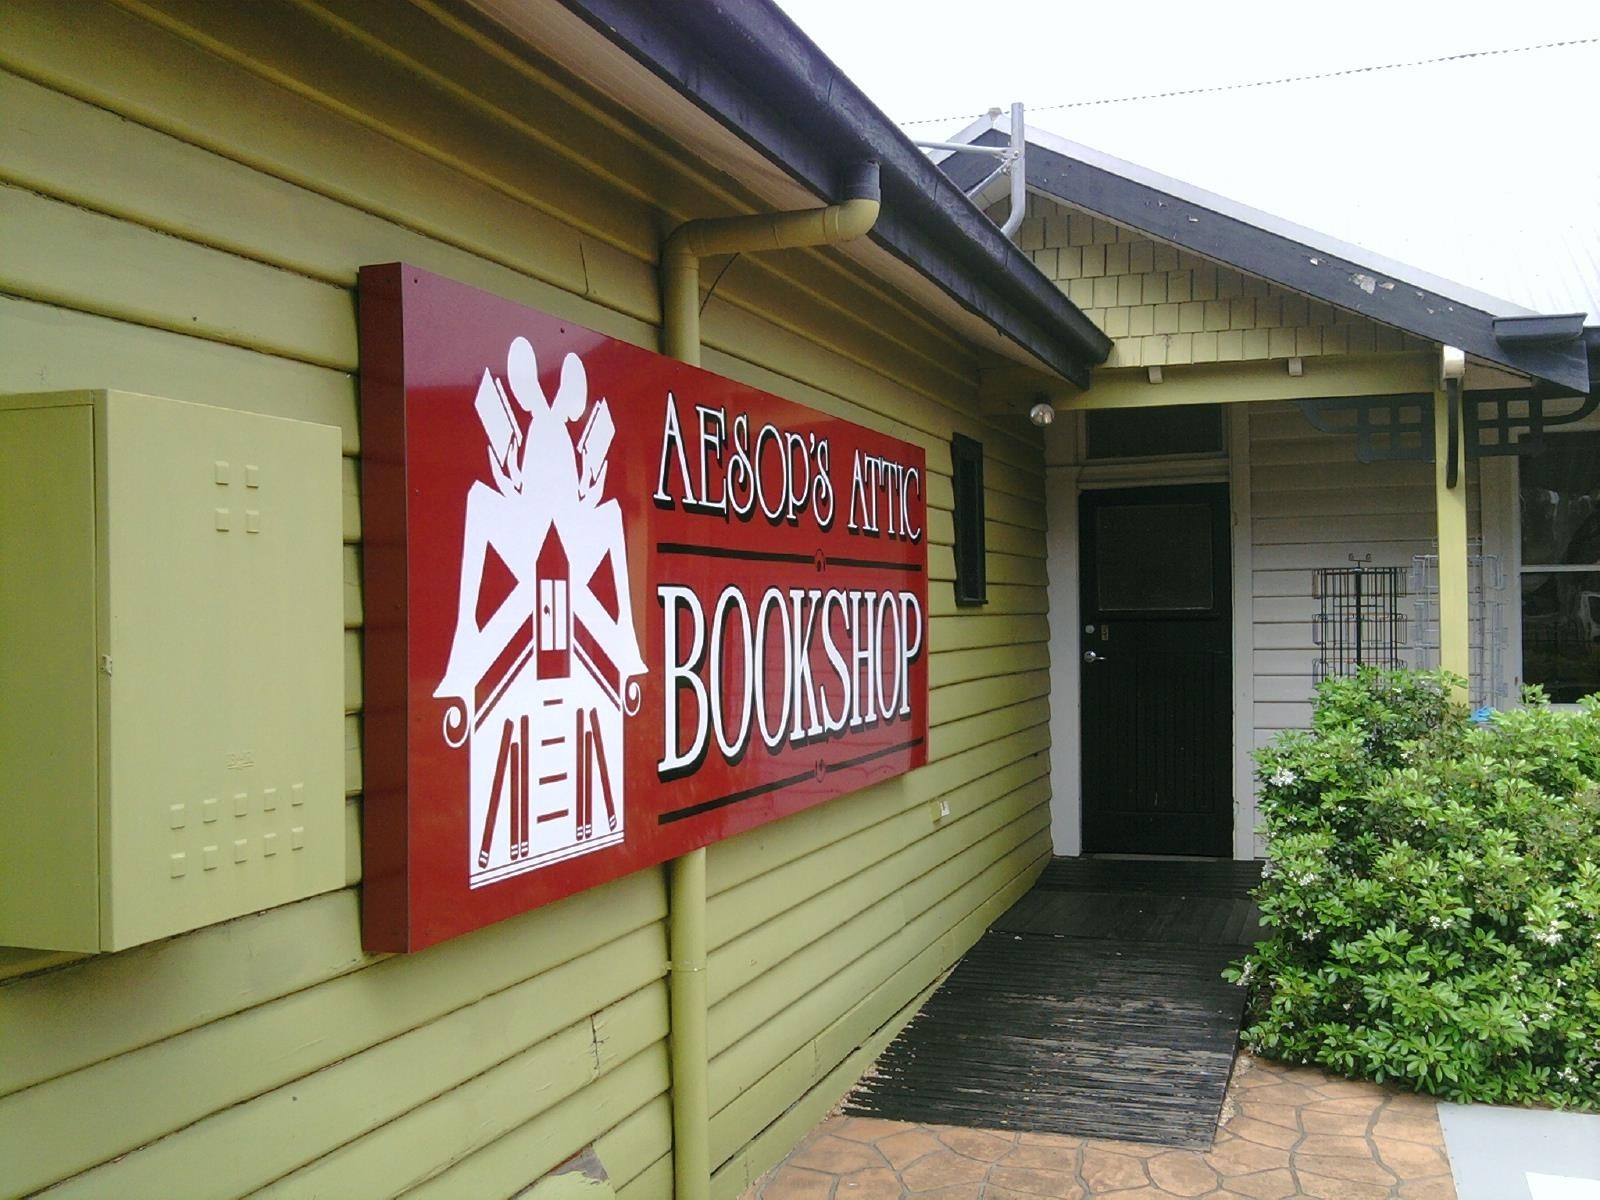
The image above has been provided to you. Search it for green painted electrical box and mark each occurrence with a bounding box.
[0,391,344,952]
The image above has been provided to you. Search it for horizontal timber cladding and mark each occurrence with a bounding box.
[1248,401,1481,738]
[0,1,1054,1196]
[1013,194,1433,370]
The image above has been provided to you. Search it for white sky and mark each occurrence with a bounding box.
[773,1,1600,316]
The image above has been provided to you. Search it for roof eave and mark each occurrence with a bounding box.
[548,0,1111,387]
[944,132,1588,393]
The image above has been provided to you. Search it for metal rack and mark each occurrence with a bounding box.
[1410,541,1508,707]
[1312,559,1409,684]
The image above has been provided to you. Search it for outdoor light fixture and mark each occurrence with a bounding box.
[1147,366,1163,384]
[1287,357,1304,377]
[1028,401,1055,426]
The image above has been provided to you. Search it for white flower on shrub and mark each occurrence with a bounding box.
[1269,767,1297,788]
[1530,917,1564,946]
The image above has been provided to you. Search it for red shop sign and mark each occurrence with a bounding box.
[359,265,929,951]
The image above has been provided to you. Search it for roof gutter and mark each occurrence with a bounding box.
[547,0,1111,387]
[1492,313,1588,348]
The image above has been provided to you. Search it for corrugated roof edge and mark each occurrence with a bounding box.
[546,0,1111,389]
[940,117,1589,393]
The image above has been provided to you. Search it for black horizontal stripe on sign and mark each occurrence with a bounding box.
[655,542,813,566]
[655,542,920,572]
[826,555,922,573]
[657,737,923,825]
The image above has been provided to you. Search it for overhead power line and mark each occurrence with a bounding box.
[898,34,1600,126]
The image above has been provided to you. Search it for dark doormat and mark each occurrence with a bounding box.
[992,879,1262,945]
[842,857,1264,1150]
[1035,855,1263,898]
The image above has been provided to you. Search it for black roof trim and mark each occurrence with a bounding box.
[1493,313,1587,347]
[551,0,1110,387]
[944,132,1587,393]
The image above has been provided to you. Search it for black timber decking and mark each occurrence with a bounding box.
[843,857,1264,1150]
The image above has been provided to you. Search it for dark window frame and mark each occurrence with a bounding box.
[951,433,987,606]
[1517,430,1600,703]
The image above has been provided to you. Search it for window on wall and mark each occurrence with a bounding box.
[1084,404,1224,460]
[951,433,986,606]
[1519,433,1600,702]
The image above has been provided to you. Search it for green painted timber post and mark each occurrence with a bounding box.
[1434,346,1471,692]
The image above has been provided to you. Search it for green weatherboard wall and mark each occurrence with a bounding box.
[0,1,1054,1195]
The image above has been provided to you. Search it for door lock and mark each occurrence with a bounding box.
[1083,650,1104,664]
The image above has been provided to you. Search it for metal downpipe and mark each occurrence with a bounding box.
[667,849,710,1198]
[658,161,880,1199]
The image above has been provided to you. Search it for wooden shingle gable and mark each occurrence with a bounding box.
[1003,193,1430,369]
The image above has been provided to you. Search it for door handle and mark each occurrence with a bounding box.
[1083,650,1104,664]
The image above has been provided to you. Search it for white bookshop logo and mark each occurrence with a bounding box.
[434,337,645,887]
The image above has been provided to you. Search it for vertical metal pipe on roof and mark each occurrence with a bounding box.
[658,164,880,1198]
[999,102,1026,238]
[913,103,1026,239]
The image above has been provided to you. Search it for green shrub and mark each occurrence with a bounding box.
[1231,669,1600,1108]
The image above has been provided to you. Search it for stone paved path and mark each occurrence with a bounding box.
[744,1054,1457,1199]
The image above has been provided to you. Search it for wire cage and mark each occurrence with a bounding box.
[1312,560,1409,684]
[1411,541,1508,708]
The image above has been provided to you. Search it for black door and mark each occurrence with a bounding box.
[1079,484,1232,856]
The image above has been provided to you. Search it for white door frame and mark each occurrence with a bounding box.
[1043,409,1256,860]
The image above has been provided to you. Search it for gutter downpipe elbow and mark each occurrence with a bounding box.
[659,161,879,1200]
[663,161,881,367]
